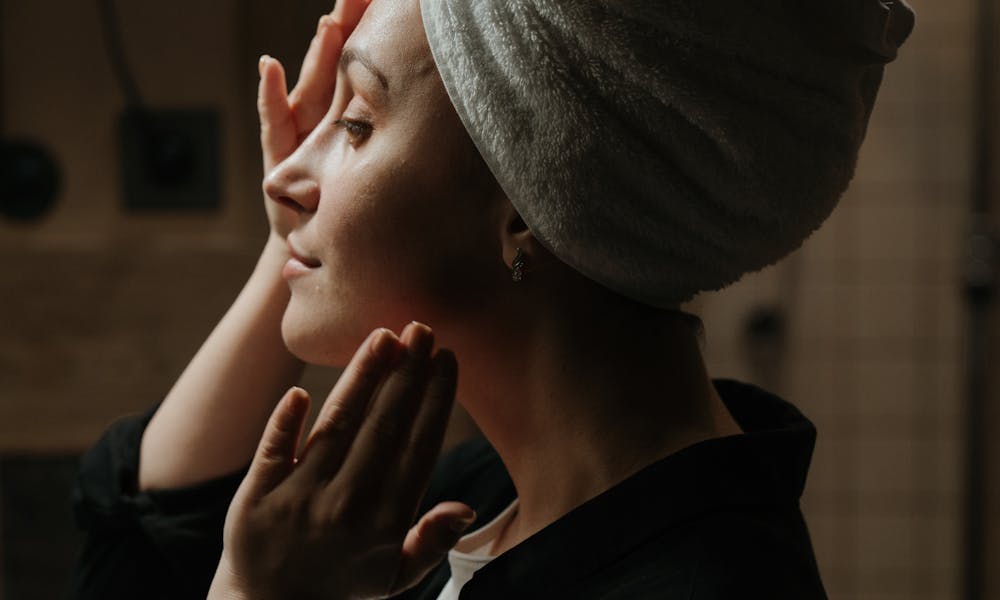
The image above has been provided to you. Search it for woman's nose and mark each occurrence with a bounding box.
[263,156,321,215]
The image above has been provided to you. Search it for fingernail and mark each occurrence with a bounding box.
[317,15,332,32]
[370,328,399,363]
[450,513,477,533]
[402,321,434,357]
[258,54,270,76]
[285,387,309,412]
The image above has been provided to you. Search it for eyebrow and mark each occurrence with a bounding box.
[339,46,390,93]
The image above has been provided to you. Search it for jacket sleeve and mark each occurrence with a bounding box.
[71,402,249,600]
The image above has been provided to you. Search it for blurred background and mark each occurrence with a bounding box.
[0,0,997,599]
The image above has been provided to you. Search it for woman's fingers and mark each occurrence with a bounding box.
[332,0,372,39]
[393,502,477,593]
[288,328,401,485]
[395,350,458,501]
[287,16,344,135]
[257,56,295,172]
[333,323,437,497]
[330,324,458,536]
[241,387,311,499]
[224,320,460,599]
[288,0,371,136]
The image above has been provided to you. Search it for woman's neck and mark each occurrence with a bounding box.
[447,283,742,556]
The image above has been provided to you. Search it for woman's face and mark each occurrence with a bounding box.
[267,0,508,366]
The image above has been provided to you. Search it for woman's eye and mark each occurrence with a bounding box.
[334,118,373,144]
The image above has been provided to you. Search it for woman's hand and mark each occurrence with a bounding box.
[258,0,372,240]
[208,323,476,600]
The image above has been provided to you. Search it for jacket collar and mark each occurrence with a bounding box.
[461,378,817,598]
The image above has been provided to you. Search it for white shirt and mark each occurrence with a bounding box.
[434,499,520,600]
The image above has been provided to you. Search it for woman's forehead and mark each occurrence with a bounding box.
[350,0,436,91]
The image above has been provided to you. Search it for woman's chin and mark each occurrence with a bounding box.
[280,311,354,367]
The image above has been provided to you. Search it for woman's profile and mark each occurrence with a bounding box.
[71,0,915,598]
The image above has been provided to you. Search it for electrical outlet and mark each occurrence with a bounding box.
[119,109,220,210]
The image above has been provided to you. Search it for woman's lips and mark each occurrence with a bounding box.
[284,237,321,279]
[282,256,318,279]
[287,237,321,266]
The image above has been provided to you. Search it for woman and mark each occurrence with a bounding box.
[72,0,914,598]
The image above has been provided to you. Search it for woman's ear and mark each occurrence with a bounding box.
[497,199,553,274]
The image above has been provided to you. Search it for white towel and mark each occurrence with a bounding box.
[419,0,915,307]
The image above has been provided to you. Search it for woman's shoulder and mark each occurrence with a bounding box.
[577,506,827,599]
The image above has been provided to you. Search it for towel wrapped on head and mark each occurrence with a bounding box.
[419,0,915,308]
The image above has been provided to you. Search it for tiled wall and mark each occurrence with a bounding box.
[687,1,980,597]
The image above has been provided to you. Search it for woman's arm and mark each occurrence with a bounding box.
[137,1,370,491]
[138,233,305,491]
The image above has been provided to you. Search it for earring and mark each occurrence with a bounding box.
[512,247,526,282]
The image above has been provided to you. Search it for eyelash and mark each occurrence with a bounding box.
[333,118,373,143]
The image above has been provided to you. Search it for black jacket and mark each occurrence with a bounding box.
[72,378,828,599]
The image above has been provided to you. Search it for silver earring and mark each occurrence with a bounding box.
[512,248,526,282]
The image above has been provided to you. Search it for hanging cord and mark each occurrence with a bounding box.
[95,0,201,190]
[96,0,144,111]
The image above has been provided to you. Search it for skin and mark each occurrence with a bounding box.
[263,0,506,368]
[210,0,744,597]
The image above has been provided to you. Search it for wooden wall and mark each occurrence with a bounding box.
[1,0,337,451]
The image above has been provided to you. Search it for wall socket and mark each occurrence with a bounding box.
[119,109,220,211]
